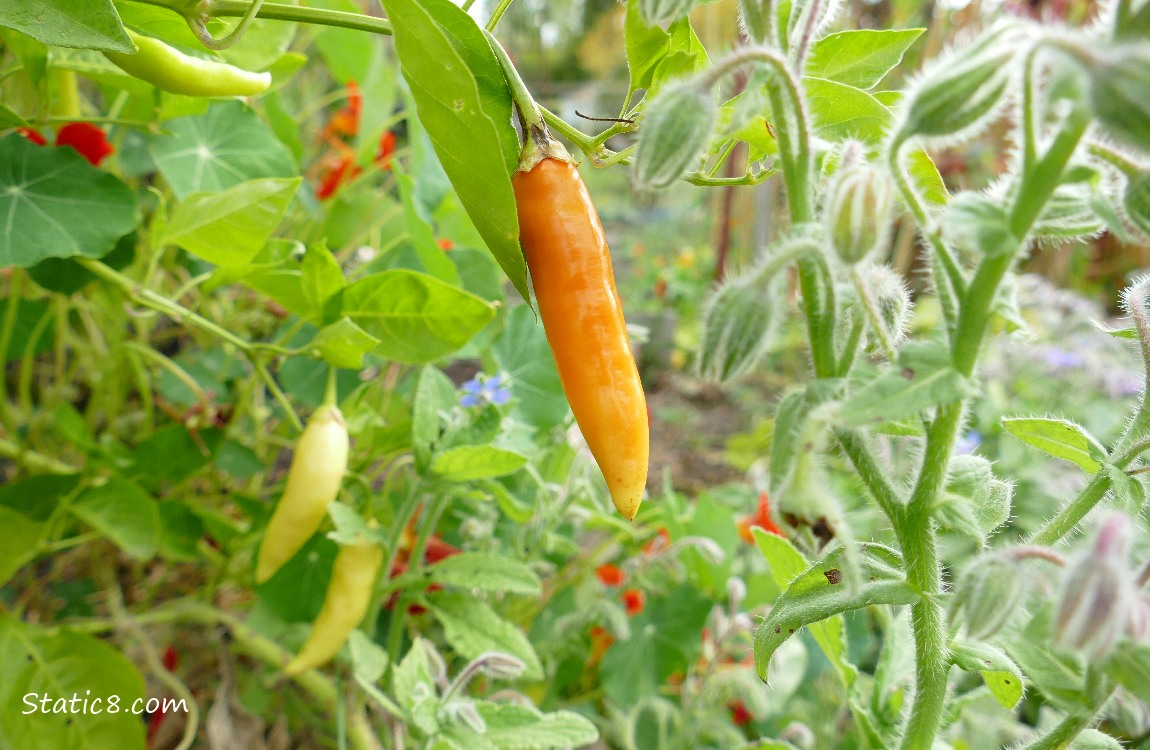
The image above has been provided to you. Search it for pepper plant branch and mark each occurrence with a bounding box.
[123,0,394,35]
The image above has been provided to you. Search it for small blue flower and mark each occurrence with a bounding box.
[955,430,982,455]
[460,373,512,407]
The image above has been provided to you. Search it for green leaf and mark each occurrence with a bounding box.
[0,133,137,268]
[428,553,542,596]
[27,229,136,296]
[806,29,924,89]
[0,506,47,587]
[412,365,456,470]
[754,542,917,683]
[146,101,296,199]
[0,101,27,128]
[0,0,132,52]
[768,380,843,498]
[71,479,161,559]
[256,534,337,624]
[380,0,527,303]
[907,148,950,205]
[839,343,977,427]
[430,445,527,481]
[348,630,389,684]
[752,529,858,687]
[342,270,496,363]
[310,318,379,369]
[476,703,599,749]
[1002,417,1107,474]
[492,305,567,431]
[0,618,146,750]
[624,0,708,94]
[803,77,892,144]
[429,591,543,680]
[300,242,345,325]
[156,501,203,562]
[157,178,299,266]
[951,640,1024,709]
[1002,606,1091,714]
[393,638,437,716]
[396,169,459,285]
[1103,643,1150,705]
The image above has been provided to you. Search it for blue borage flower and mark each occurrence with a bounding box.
[460,373,511,407]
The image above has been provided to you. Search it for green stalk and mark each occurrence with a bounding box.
[125,0,393,35]
[896,105,1090,750]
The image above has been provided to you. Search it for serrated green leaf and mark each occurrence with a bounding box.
[380,0,526,303]
[806,29,924,89]
[951,640,1024,709]
[1002,417,1107,474]
[342,270,496,364]
[428,553,541,596]
[429,591,543,680]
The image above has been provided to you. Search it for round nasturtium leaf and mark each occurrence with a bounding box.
[0,133,137,269]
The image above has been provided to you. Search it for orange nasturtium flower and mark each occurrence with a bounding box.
[596,563,625,587]
[737,492,784,544]
[622,588,646,616]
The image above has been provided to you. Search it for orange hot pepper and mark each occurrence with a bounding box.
[513,133,649,520]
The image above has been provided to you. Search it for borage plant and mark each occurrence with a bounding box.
[3,0,1150,748]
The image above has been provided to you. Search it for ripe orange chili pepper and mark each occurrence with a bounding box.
[513,132,649,520]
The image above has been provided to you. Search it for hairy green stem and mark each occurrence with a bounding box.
[897,101,1089,750]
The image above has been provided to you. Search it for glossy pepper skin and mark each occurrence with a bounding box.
[255,405,349,584]
[513,145,649,520]
[285,537,382,675]
[104,30,271,98]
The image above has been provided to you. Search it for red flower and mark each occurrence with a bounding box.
[326,81,362,138]
[622,588,646,617]
[17,127,46,145]
[424,535,461,564]
[161,645,180,672]
[56,123,114,166]
[315,152,361,200]
[376,130,397,170]
[436,238,454,251]
[728,699,752,727]
[737,492,784,544]
[596,563,625,587]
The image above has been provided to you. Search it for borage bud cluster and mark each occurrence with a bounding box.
[1053,513,1146,659]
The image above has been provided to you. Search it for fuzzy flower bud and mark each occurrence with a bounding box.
[697,267,778,383]
[1054,513,1137,659]
[1087,45,1150,154]
[826,165,895,265]
[634,82,718,189]
[639,0,697,26]
[893,22,1028,145]
[952,552,1027,640]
